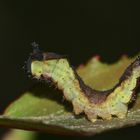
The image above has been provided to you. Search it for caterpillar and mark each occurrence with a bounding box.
[26,45,140,122]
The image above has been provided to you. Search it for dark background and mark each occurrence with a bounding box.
[0,0,140,139]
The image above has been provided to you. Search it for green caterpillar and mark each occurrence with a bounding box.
[26,45,140,122]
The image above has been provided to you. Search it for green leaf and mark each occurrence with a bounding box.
[0,56,140,136]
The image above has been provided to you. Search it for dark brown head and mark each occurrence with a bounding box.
[24,42,43,76]
[24,43,67,76]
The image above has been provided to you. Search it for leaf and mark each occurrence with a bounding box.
[0,55,140,136]
[77,56,135,90]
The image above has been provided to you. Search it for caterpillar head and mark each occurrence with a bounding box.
[26,45,66,79]
[25,43,43,78]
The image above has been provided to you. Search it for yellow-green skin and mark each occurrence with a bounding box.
[31,58,140,122]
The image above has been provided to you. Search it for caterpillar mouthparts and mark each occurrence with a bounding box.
[25,47,140,122]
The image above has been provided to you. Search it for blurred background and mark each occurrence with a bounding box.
[0,0,140,139]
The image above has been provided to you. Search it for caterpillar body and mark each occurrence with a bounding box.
[26,46,140,122]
